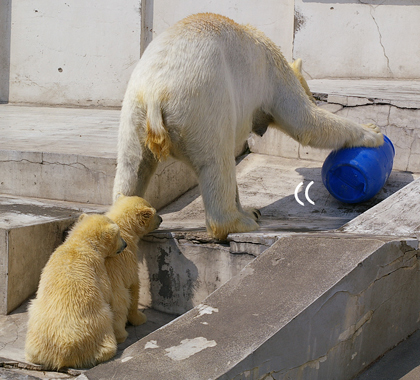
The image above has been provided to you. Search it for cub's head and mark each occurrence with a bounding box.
[108,195,162,237]
[74,213,127,257]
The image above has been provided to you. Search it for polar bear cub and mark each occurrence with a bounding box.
[113,13,383,240]
[25,214,126,370]
[105,195,162,343]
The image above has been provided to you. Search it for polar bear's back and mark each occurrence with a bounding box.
[128,13,288,103]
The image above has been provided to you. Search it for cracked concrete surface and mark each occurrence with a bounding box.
[293,1,420,79]
[369,6,393,76]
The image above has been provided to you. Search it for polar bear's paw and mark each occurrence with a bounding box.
[357,123,384,148]
[208,213,259,241]
[244,207,261,221]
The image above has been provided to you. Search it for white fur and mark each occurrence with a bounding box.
[113,13,383,240]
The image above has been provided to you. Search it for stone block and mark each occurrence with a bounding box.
[1,220,74,314]
[0,104,198,209]
[0,195,108,314]
[0,149,196,209]
[342,177,420,238]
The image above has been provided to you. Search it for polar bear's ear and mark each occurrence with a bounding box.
[290,58,303,73]
[78,213,88,221]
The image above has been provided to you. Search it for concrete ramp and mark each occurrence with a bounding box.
[82,234,419,380]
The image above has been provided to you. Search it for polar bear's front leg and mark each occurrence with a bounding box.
[198,159,259,240]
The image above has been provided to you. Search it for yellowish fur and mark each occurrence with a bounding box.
[113,13,383,240]
[289,58,316,103]
[105,195,162,343]
[25,214,126,370]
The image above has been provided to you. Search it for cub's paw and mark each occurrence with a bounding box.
[128,310,147,326]
[115,328,128,344]
[360,123,384,147]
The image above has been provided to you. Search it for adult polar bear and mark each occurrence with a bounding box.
[113,13,383,240]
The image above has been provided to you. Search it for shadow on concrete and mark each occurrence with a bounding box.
[140,237,200,316]
[259,166,415,229]
[355,330,420,380]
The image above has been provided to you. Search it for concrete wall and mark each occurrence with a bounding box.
[294,0,420,79]
[2,0,295,107]
[7,0,142,107]
[1,0,418,106]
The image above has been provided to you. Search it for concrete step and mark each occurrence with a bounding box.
[0,104,197,208]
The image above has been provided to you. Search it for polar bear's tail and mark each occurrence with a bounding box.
[145,101,171,160]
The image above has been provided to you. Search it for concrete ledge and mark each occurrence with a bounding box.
[82,234,420,380]
[137,232,262,315]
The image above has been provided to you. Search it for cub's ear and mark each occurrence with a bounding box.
[78,213,88,221]
[115,192,125,201]
[109,223,120,234]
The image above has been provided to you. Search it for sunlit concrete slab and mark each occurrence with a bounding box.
[0,104,197,207]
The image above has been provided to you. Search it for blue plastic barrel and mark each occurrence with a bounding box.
[321,135,395,203]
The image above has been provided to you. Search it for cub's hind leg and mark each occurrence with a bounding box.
[128,281,147,326]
